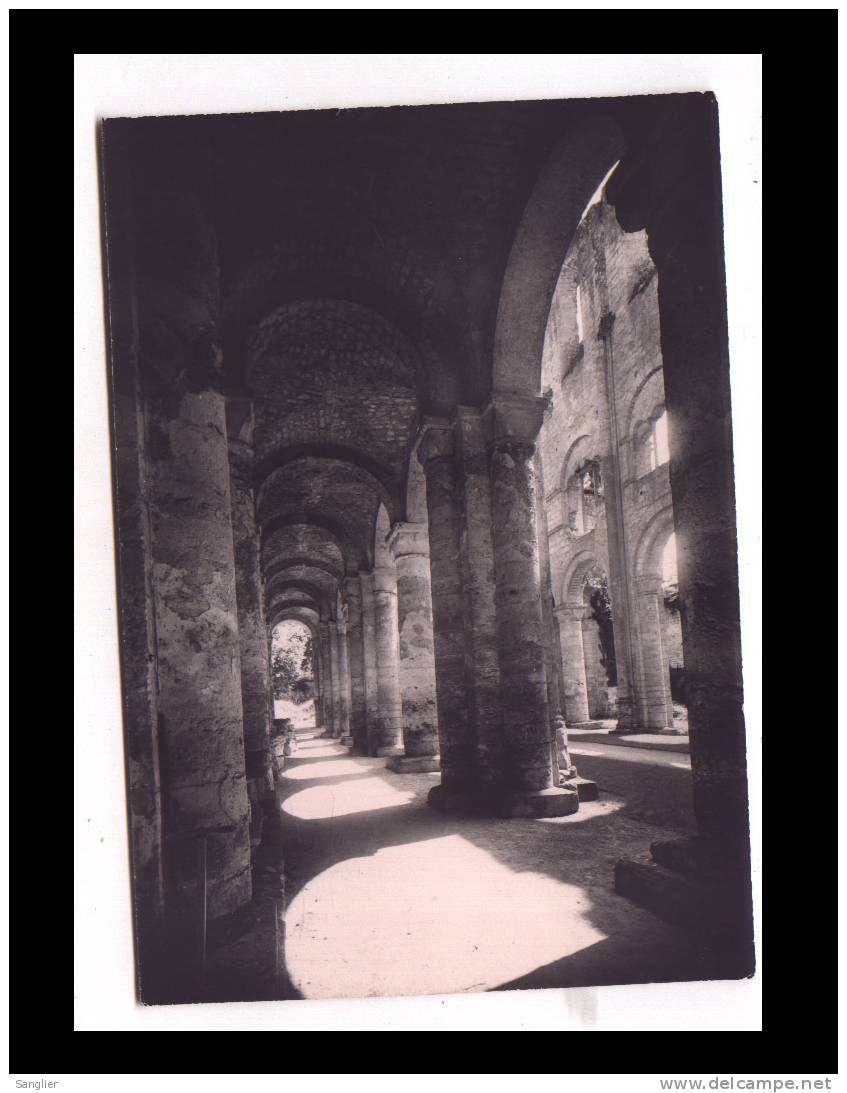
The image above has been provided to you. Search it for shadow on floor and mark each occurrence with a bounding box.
[260,738,733,1000]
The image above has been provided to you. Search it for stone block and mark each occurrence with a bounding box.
[565,775,599,802]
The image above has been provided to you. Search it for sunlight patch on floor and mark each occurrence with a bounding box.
[281,776,418,819]
[283,758,375,781]
[284,834,606,999]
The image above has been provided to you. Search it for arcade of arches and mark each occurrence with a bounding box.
[104,93,753,1002]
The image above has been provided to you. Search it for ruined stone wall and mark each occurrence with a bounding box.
[539,200,680,729]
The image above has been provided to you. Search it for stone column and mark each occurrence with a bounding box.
[418,420,474,808]
[634,573,674,729]
[453,407,504,792]
[483,394,579,817]
[226,396,274,823]
[359,572,380,754]
[384,522,440,773]
[372,564,404,756]
[554,603,591,725]
[312,634,324,729]
[344,577,368,752]
[144,385,253,918]
[318,621,335,738]
[130,115,252,923]
[327,620,342,739]
[337,613,353,746]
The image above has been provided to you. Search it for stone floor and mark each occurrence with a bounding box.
[263,736,731,1001]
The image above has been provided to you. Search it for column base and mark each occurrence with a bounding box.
[385,753,441,773]
[427,782,580,818]
[614,837,755,974]
[427,783,484,816]
[375,744,404,758]
[499,786,580,818]
[562,775,599,802]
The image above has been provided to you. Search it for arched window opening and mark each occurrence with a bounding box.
[271,619,316,729]
[633,407,669,476]
[578,460,603,534]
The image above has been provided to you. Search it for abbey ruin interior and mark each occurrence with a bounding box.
[101,92,753,1004]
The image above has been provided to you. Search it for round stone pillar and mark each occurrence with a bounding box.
[318,621,335,737]
[484,394,578,817]
[336,614,353,746]
[226,397,273,811]
[385,522,440,773]
[554,603,591,725]
[634,573,674,729]
[344,577,368,752]
[372,565,404,756]
[127,114,256,929]
[359,572,380,754]
[328,621,343,738]
[146,387,253,917]
[418,421,474,804]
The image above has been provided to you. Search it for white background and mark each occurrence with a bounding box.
[73,53,762,1038]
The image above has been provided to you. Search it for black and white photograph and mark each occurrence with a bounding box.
[76,53,766,1039]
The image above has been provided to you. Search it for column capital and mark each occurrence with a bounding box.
[417,416,454,467]
[553,601,588,621]
[387,521,430,560]
[481,391,550,454]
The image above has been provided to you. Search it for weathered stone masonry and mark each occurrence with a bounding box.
[104,95,752,1000]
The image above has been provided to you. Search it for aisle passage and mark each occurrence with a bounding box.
[278,738,725,999]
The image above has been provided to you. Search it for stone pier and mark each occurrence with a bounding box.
[226,396,274,821]
[385,522,440,773]
[372,564,404,756]
[359,572,380,754]
[418,421,474,809]
[483,394,579,818]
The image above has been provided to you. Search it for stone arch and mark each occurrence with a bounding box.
[254,443,401,524]
[634,504,677,580]
[246,298,423,479]
[492,115,626,398]
[265,576,331,607]
[625,367,667,479]
[263,556,344,585]
[560,434,603,536]
[225,278,461,416]
[561,549,603,607]
[269,605,320,632]
[260,511,366,572]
